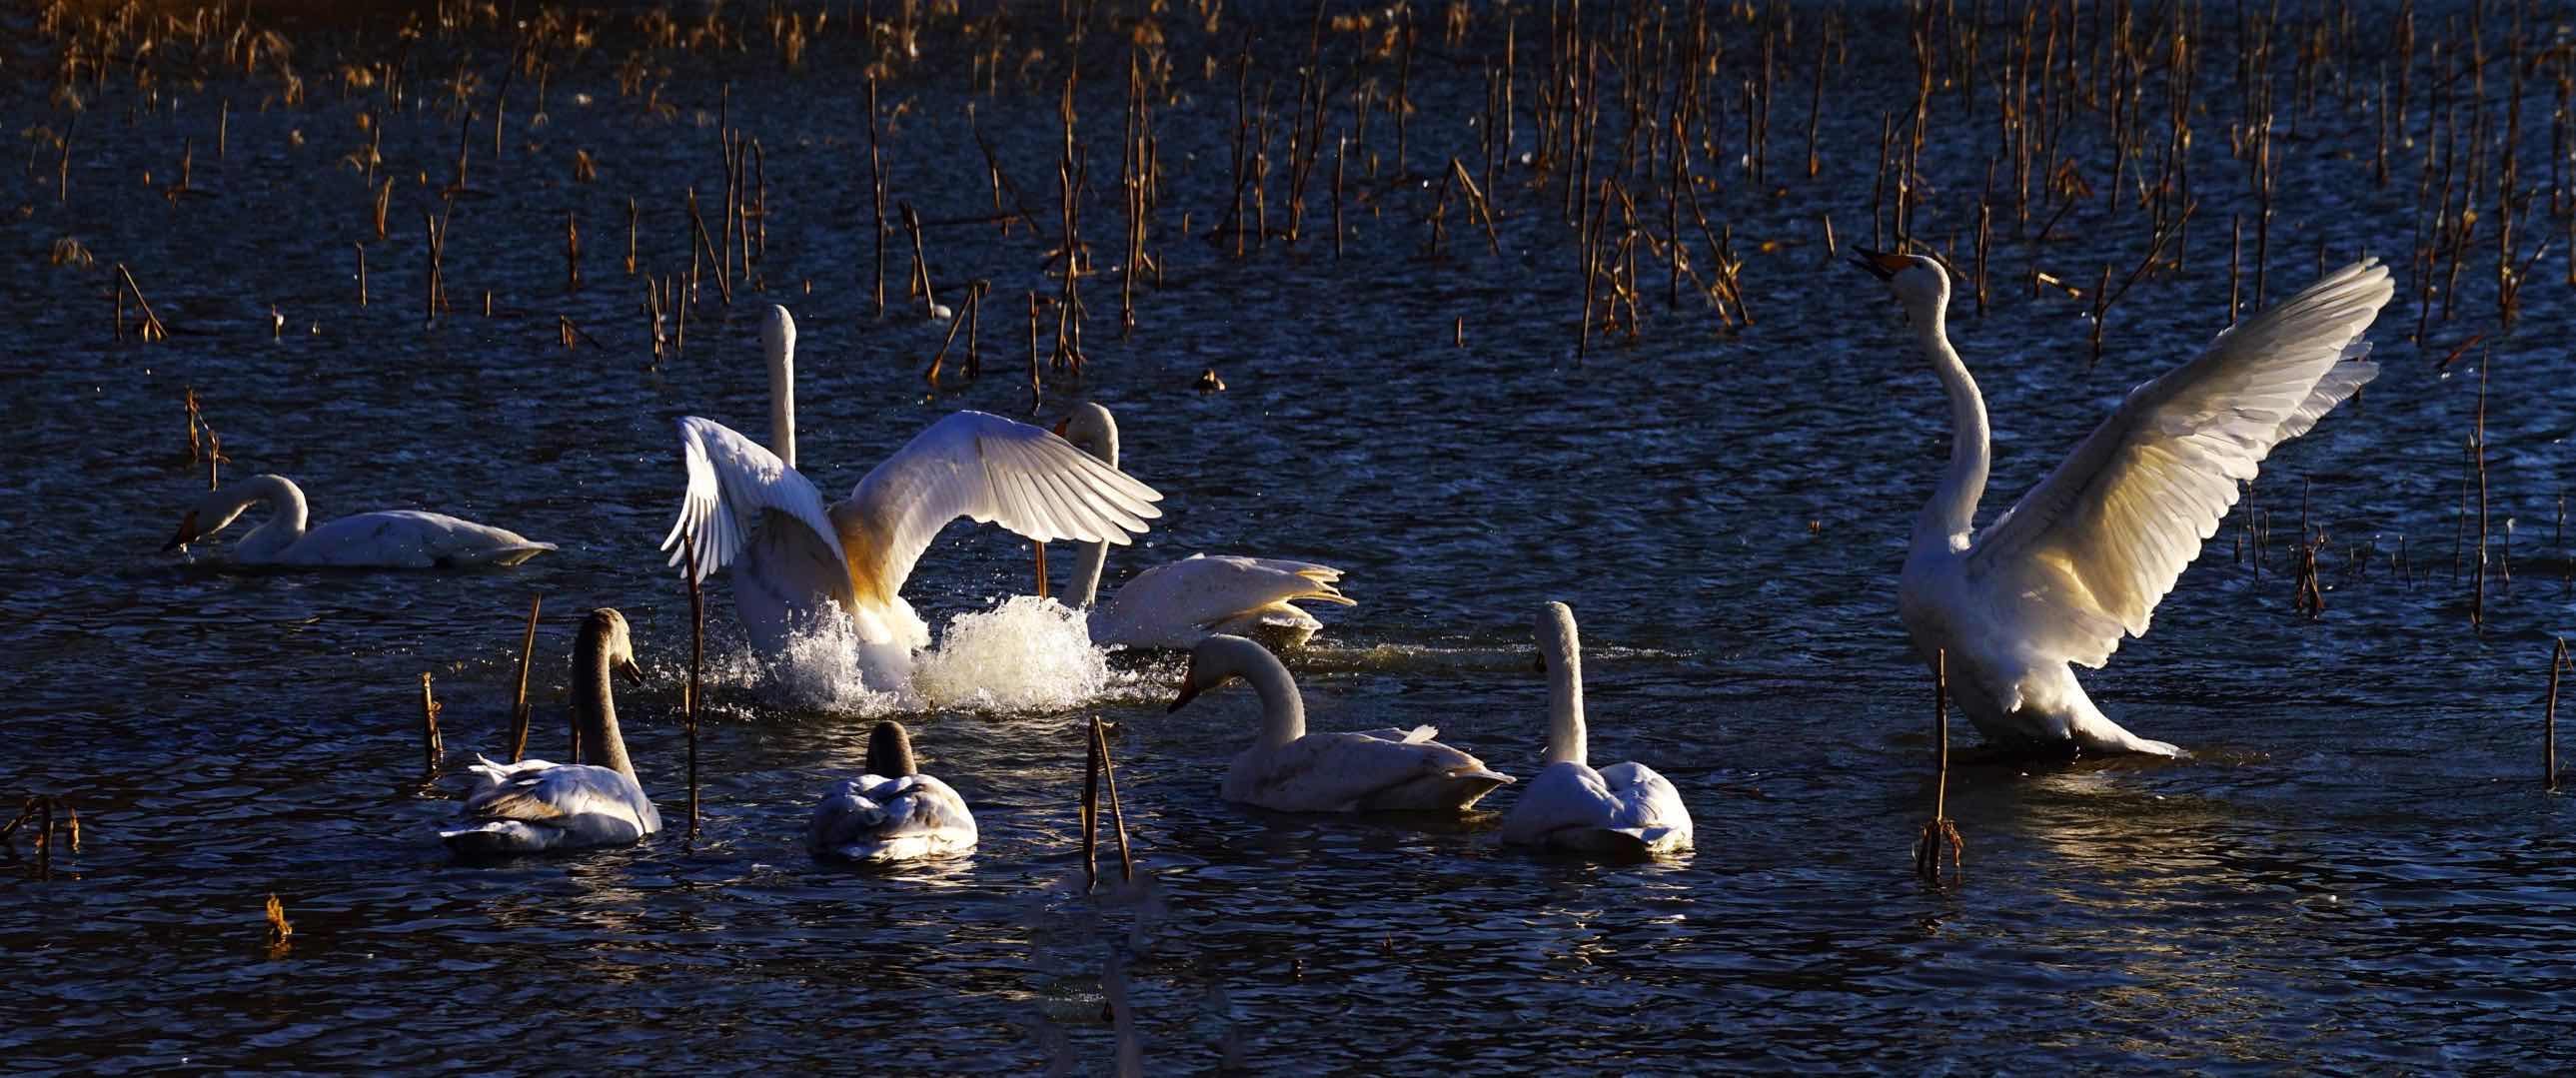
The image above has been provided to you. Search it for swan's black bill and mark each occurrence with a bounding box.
[1167,677,1203,713]
[1850,246,1910,280]
[161,511,199,551]
[615,658,645,685]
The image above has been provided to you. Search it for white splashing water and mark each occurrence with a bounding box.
[717,595,1126,716]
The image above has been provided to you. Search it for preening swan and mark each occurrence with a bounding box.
[1500,602,1693,855]
[661,306,1165,682]
[1855,249,2392,756]
[163,474,553,567]
[1168,633,1512,812]
[1052,403,1353,650]
[441,608,662,855]
[808,720,978,862]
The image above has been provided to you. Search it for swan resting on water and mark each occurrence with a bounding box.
[808,720,978,862]
[164,473,554,567]
[441,608,661,856]
[1168,633,1512,812]
[1052,403,1354,651]
[662,306,1162,685]
[1855,249,2392,757]
[1500,602,1693,855]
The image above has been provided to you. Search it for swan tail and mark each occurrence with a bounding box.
[458,541,558,567]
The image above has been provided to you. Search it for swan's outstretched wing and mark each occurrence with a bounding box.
[1964,260,2393,667]
[845,411,1162,600]
[1092,554,1354,649]
[662,416,856,643]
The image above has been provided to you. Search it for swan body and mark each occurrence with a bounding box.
[1501,602,1693,855]
[1169,634,1511,812]
[165,474,553,567]
[1053,404,1353,650]
[808,721,977,862]
[442,609,661,855]
[1856,249,2393,756]
[662,307,1164,681]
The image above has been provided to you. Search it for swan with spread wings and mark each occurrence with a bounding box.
[662,306,1164,684]
[1853,250,2392,756]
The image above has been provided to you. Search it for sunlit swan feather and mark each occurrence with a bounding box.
[1168,634,1512,812]
[441,608,661,855]
[1053,403,1353,650]
[1855,249,2392,756]
[1500,602,1693,855]
[661,307,1164,679]
[808,720,977,862]
[163,473,553,567]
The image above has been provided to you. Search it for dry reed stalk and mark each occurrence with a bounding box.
[1915,648,1963,887]
[419,672,444,777]
[2550,638,2567,793]
[684,530,703,838]
[507,595,542,762]
[1092,715,1133,883]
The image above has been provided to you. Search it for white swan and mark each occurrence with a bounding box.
[1168,633,1513,812]
[661,306,1165,681]
[1500,602,1693,855]
[163,474,553,567]
[1855,249,2392,756]
[808,720,977,862]
[442,608,662,855]
[1053,403,1353,650]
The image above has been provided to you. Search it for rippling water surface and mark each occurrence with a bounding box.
[5,1,2575,1071]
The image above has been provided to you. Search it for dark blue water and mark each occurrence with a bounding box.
[5,1,2575,1071]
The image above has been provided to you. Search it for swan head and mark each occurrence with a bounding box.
[1850,246,1951,312]
[586,607,646,685]
[761,305,796,363]
[1051,402,1118,465]
[865,720,917,777]
[162,484,254,550]
[1168,633,1264,712]
[1535,601,1580,673]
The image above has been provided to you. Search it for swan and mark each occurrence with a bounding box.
[1854,249,2393,756]
[807,720,977,862]
[1168,633,1513,812]
[661,306,1165,681]
[1052,403,1354,650]
[1499,602,1693,855]
[162,474,553,567]
[441,608,662,855]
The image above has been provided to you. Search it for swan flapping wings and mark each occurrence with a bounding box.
[1962,260,2394,668]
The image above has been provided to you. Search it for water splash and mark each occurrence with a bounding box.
[714,595,1122,715]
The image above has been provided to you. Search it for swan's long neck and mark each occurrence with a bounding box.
[766,329,796,470]
[573,626,639,786]
[1913,299,1989,551]
[1064,407,1118,607]
[234,475,310,558]
[1227,640,1306,749]
[1543,634,1587,768]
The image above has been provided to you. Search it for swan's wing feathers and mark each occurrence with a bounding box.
[1964,261,2392,667]
[848,411,1163,594]
[1092,555,1356,647]
[663,417,850,595]
[1233,732,1495,811]
[462,764,644,824]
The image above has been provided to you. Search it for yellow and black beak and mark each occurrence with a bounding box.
[1850,246,1912,281]
[162,511,200,552]
[1051,416,1071,438]
[1167,672,1203,713]
[616,657,645,686]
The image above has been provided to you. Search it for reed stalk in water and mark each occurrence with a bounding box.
[1092,714,1133,884]
[2548,638,2567,793]
[1915,648,1964,887]
[419,672,444,778]
[684,530,704,838]
[508,595,542,762]
[1081,713,1101,890]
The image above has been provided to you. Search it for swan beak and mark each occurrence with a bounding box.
[1051,417,1070,438]
[162,511,199,551]
[1532,655,1547,673]
[1167,674,1203,713]
[1850,246,1909,281]
[616,658,645,685]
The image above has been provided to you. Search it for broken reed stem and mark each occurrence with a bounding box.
[2549,637,2566,793]
[114,264,169,341]
[900,202,937,317]
[684,529,704,838]
[419,671,444,778]
[1092,714,1133,883]
[1080,712,1102,891]
[507,595,542,762]
[1915,647,1963,887]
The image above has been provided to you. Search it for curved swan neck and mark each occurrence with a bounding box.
[866,721,917,777]
[1913,296,1989,550]
[1539,606,1587,767]
[1213,637,1304,748]
[1062,404,1119,606]
[233,475,310,557]
[763,307,797,470]
[573,621,638,785]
